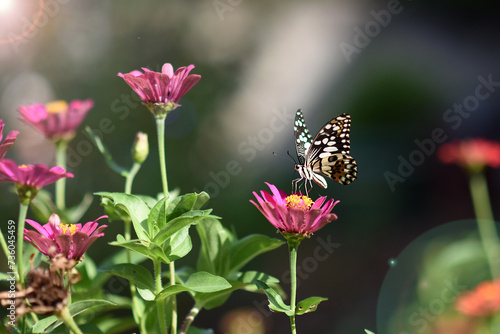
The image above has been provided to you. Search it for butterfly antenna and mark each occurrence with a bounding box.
[286,150,298,164]
[273,151,297,164]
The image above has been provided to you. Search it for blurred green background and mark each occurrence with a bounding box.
[1,0,500,333]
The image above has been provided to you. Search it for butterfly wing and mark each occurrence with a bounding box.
[311,154,358,185]
[307,113,357,185]
[294,109,313,165]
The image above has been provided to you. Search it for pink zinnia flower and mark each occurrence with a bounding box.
[24,213,108,265]
[0,119,19,160]
[438,138,500,172]
[456,279,500,317]
[18,99,93,142]
[118,63,201,117]
[250,182,339,239]
[0,159,73,203]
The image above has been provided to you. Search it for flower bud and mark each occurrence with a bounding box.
[132,132,149,164]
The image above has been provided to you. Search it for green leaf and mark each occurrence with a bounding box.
[137,194,161,208]
[93,247,146,287]
[148,242,171,263]
[180,270,279,310]
[365,330,376,334]
[156,272,231,302]
[110,235,157,261]
[148,197,169,236]
[32,299,116,332]
[164,226,193,262]
[236,271,279,284]
[295,296,328,315]
[196,218,233,275]
[100,263,155,292]
[96,192,151,241]
[184,271,232,292]
[256,280,291,315]
[164,192,210,222]
[156,284,193,301]
[194,279,247,310]
[100,196,131,222]
[137,287,156,301]
[229,234,284,275]
[152,211,214,245]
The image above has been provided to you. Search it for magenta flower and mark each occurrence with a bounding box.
[18,99,93,142]
[0,119,19,160]
[250,182,339,239]
[24,213,108,265]
[438,138,500,172]
[118,63,201,117]
[0,159,73,203]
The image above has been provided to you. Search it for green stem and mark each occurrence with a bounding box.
[55,140,69,211]
[156,117,169,199]
[154,260,168,334]
[170,261,177,334]
[155,116,177,333]
[288,241,298,334]
[0,226,11,268]
[180,303,201,334]
[17,203,29,285]
[469,171,500,278]
[124,164,143,325]
[59,307,84,334]
[125,162,142,195]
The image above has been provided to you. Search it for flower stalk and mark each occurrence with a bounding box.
[155,115,178,333]
[154,259,168,334]
[469,171,500,278]
[55,140,69,210]
[180,303,201,334]
[123,158,144,325]
[156,117,169,200]
[59,307,84,334]
[17,202,29,285]
[288,240,299,334]
[124,162,142,195]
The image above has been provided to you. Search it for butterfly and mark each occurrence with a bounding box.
[293,109,357,192]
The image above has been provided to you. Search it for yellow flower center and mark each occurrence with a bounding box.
[286,194,314,210]
[46,100,68,114]
[59,224,79,235]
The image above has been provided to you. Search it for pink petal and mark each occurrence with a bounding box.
[55,234,72,258]
[162,63,174,77]
[25,219,51,237]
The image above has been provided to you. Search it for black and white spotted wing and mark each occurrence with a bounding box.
[293,109,357,189]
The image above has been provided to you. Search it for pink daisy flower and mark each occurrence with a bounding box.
[438,138,500,172]
[250,182,339,239]
[18,99,93,142]
[24,213,108,264]
[0,159,73,202]
[118,63,201,117]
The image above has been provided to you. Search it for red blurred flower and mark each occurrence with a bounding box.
[250,182,339,239]
[438,138,500,172]
[24,213,107,265]
[0,119,18,160]
[0,159,73,202]
[118,63,201,117]
[18,99,93,142]
[456,279,500,317]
